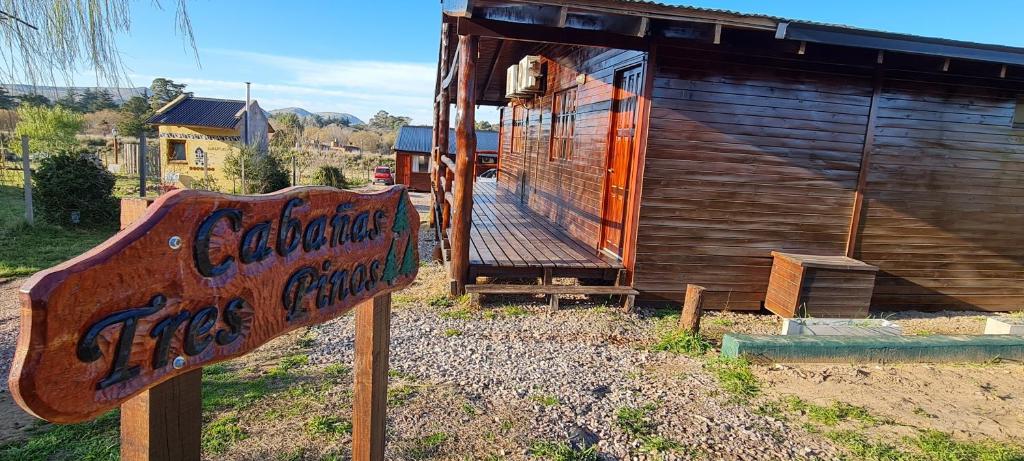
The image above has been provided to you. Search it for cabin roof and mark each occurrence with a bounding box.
[394,125,499,154]
[444,0,1024,105]
[148,96,248,129]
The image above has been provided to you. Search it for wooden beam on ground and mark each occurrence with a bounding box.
[679,284,706,334]
[450,34,479,295]
[845,70,884,258]
[352,294,391,461]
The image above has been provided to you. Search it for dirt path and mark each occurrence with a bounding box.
[0,278,40,444]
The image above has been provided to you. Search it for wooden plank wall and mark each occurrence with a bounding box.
[856,77,1024,311]
[635,45,874,309]
[498,46,645,248]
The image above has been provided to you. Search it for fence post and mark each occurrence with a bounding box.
[352,293,391,461]
[139,133,147,197]
[21,136,33,225]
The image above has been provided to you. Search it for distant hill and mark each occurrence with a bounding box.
[2,84,148,104]
[269,107,364,126]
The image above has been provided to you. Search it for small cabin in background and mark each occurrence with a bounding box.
[148,95,273,191]
[393,125,498,191]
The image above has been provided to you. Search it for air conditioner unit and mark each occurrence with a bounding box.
[517,55,544,94]
[505,64,521,99]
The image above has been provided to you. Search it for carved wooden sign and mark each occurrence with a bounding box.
[9,186,419,423]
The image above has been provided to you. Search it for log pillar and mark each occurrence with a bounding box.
[450,34,478,295]
[679,284,706,334]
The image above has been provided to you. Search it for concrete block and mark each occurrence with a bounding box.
[721,333,1024,363]
[780,318,901,336]
[985,317,1024,335]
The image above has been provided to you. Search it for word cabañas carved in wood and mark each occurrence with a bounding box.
[9,186,419,423]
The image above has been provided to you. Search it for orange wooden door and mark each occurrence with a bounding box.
[600,65,644,258]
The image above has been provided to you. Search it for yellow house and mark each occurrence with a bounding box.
[148,95,273,191]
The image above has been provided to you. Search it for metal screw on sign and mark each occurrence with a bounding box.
[172,356,186,369]
[168,236,182,250]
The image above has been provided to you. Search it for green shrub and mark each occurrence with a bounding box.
[311,165,346,188]
[188,175,221,192]
[223,145,291,194]
[33,149,117,228]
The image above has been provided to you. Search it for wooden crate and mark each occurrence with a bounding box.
[765,251,879,318]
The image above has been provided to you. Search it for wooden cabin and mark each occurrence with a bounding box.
[149,95,273,191]
[429,0,1024,315]
[393,125,498,191]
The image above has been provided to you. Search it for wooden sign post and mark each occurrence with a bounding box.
[9,186,419,460]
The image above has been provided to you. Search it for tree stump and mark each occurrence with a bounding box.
[678,285,706,334]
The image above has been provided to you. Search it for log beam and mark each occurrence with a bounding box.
[450,34,479,295]
[845,69,884,258]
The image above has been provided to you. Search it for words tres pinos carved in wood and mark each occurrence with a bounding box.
[9,186,419,423]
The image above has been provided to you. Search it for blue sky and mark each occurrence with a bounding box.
[99,0,1024,124]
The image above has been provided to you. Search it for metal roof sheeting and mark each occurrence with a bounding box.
[394,125,500,154]
[148,96,246,129]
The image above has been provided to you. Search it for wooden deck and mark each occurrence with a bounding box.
[468,181,622,280]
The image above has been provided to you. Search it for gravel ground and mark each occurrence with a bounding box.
[310,262,838,460]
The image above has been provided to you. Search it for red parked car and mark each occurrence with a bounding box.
[373,166,394,185]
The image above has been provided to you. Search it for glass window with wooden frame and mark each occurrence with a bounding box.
[511,105,527,154]
[168,140,186,162]
[550,87,577,161]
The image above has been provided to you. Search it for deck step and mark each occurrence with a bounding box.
[464,284,638,296]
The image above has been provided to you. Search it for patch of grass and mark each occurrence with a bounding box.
[639,434,682,456]
[388,369,416,380]
[531,393,560,407]
[443,328,463,337]
[203,415,248,455]
[754,401,787,421]
[481,310,498,320]
[783,396,879,426]
[704,356,759,402]
[615,404,657,437]
[427,293,455,309]
[911,329,936,336]
[0,185,116,278]
[502,305,530,317]
[439,307,473,320]
[461,403,477,416]
[826,430,907,461]
[269,353,309,377]
[295,330,317,348]
[914,430,1024,461]
[0,410,119,460]
[826,429,1024,461]
[1007,310,1024,320]
[304,415,352,438]
[387,385,417,406]
[202,365,272,411]
[323,363,350,378]
[651,329,712,356]
[406,432,449,459]
[708,317,736,327]
[528,441,599,461]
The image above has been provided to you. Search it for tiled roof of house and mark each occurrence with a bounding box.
[394,125,500,154]
[147,96,246,129]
